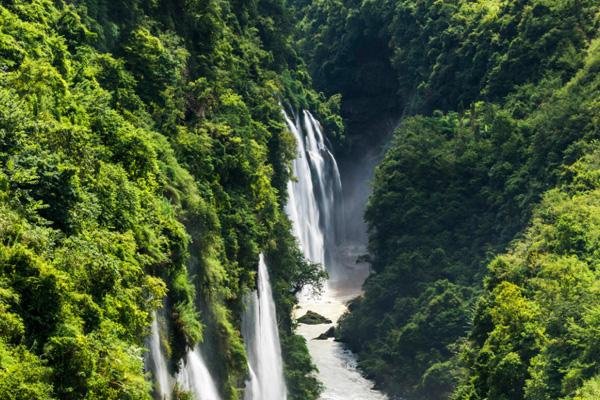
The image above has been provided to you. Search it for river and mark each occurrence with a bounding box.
[296,250,386,400]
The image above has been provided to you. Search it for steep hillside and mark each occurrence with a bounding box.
[2,1,599,400]
[291,1,600,399]
[0,1,339,399]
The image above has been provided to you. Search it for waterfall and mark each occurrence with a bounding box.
[284,110,342,269]
[285,109,388,400]
[148,312,172,400]
[148,312,221,400]
[284,111,325,265]
[243,254,287,400]
[177,348,222,400]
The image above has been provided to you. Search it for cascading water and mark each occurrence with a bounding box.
[284,109,388,400]
[284,111,325,266]
[242,254,287,400]
[302,111,343,268]
[285,110,344,277]
[147,312,221,400]
[147,312,172,400]
[177,348,222,400]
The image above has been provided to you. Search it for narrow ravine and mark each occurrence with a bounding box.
[285,109,388,400]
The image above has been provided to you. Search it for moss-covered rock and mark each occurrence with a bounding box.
[297,311,332,325]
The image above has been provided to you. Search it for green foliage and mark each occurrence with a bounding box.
[573,376,600,400]
[338,28,600,400]
[291,0,399,130]
[10,1,598,400]
[0,0,333,398]
[0,341,55,400]
[292,0,599,147]
[454,150,600,400]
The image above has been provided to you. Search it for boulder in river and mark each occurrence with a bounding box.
[315,326,335,340]
[297,310,332,325]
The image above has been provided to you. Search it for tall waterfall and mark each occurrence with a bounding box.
[177,348,222,400]
[284,111,342,272]
[242,254,287,400]
[284,110,342,269]
[148,312,172,400]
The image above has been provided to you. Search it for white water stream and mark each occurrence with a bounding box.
[177,348,222,400]
[243,254,288,400]
[147,311,222,400]
[285,111,326,266]
[148,312,172,400]
[284,110,387,400]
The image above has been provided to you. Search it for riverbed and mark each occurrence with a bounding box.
[295,245,387,400]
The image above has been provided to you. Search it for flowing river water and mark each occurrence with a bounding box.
[295,260,387,400]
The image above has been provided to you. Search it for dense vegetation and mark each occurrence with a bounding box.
[293,0,598,146]
[290,0,600,399]
[3,1,600,400]
[0,0,339,399]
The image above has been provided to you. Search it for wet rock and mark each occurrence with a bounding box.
[315,326,335,340]
[297,310,332,325]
